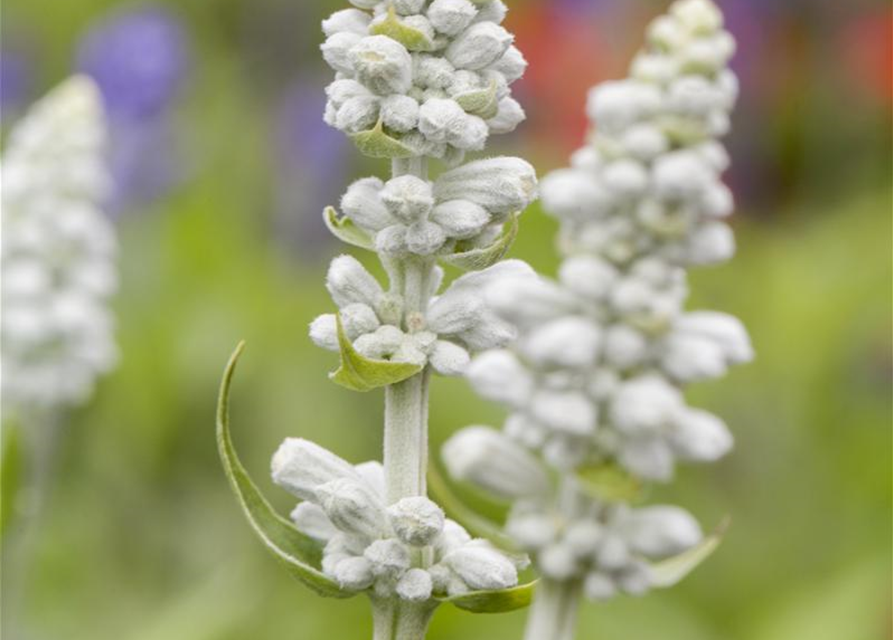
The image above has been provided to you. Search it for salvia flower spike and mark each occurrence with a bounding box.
[442,2,751,639]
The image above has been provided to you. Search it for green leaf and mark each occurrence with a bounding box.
[323,206,374,250]
[0,422,23,538]
[441,214,519,271]
[329,316,422,392]
[454,80,499,119]
[350,119,416,159]
[440,581,536,613]
[650,516,729,588]
[575,462,645,503]
[427,462,515,549]
[216,343,350,598]
[369,5,434,51]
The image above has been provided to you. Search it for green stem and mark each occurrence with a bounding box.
[371,596,437,640]
[522,579,583,640]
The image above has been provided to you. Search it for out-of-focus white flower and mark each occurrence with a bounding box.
[1,76,117,417]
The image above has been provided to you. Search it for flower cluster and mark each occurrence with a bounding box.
[1,77,117,417]
[443,0,750,603]
[540,0,737,267]
[272,438,524,600]
[311,256,534,376]
[322,0,526,164]
[339,157,536,258]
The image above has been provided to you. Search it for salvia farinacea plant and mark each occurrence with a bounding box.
[216,1,539,639]
[440,1,752,639]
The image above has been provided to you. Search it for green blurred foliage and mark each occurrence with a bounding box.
[2,0,891,638]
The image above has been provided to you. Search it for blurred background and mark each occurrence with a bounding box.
[1,0,890,638]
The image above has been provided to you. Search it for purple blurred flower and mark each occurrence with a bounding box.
[77,5,189,121]
[1,49,34,120]
[75,4,191,214]
[272,80,351,258]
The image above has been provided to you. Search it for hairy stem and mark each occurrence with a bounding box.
[383,160,433,508]
[371,596,437,640]
[523,578,583,640]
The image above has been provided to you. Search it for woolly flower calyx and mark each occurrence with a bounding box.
[1,75,117,417]
[321,0,527,161]
[310,256,535,377]
[271,438,523,600]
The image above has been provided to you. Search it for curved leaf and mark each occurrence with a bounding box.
[350,119,416,159]
[454,80,499,119]
[329,316,422,392]
[440,581,536,614]
[427,462,515,548]
[216,343,350,598]
[323,206,374,250]
[650,516,729,588]
[370,5,434,51]
[441,214,519,271]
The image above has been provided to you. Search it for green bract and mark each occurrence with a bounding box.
[329,315,423,392]
[575,462,645,504]
[454,80,500,120]
[216,343,351,598]
[650,517,729,588]
[350,119,416,159]
[324,206,375,250]
[439,582,536,614]
[369,6,435,52]
[442,213,519,271]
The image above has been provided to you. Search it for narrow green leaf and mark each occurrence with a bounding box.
[369,5,434,51]
[216,343,350,598]
[427,462,515,548]
[441,214,519,271]
[323,206,374,250]
[454,80,499,119]
[0,422,23,537]
[350,119,416,159]
[575,462,645,503]
[329,316,422,392]
[650,516,729,588]
[440,581,536,613]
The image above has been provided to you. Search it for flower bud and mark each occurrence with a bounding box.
[418,98,467,144]
[396,568,434,601]
[429,199,490,239]
[603,324,649,370]
[364,538,411,577]
[622,505,702,558]
[670,407,732,461]
[290,502,338,540]
[584,572,617,601]
[349,36,413,95]
[326,255,384,309]
[505,511,557,550]
[451,114,488,151]
[685,221,735,264]
[379,94,420,133]
[353,325,406,359]
[617,562,652,595]
[445,22,513,71]
[271,438,359,501]
[355,460,385,498]
[521,316,601,370]
[465,349,533,406]
[428,339,470,376]
[317,477,386,538]
[611,375,682,436]
[539,542,579,580]
[321,32,364,75]
[387,497,445,546]
[587,80,661,134]
[434,157,537,215]
[334,95,380,133]
[540,168,615,222]
[375,225,408,255]
[442,426,549,500]
[490,45,526,83]
[406,220,446,255]
[380,175,434,224]
[671,0,723,34]
[322,9,372,37]
[427,0,478,36]
[558,255,619,300]
[340,302,381,338]
[332,556,376,590]
[309,314,339,351]
[531,390,597,436]
[340,177,392,232]
[619,439,675,481]
[603,159,648,198]
[443,544,518,590]
[487,97,525,134]
[595,534,629,570]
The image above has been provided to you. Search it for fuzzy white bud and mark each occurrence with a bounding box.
[271,438,359,501]
[387,497,445,546]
